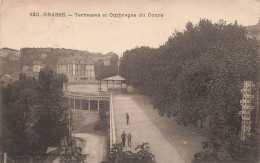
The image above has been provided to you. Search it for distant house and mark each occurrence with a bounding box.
[23,66,30,72]
[0,48,21,75]
[91,52,116,66]
[23,65,39,79]
[40,53,47,59]
[33,61,45,72]
[0,48,21,61]
[57,56,95,82]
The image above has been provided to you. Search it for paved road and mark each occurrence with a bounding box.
[113,87,206,163]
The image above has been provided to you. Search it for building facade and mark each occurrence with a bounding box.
[33,61,45,72]
[0,48,21,75]
[0,48,20,61]
[57,56,95,82]
[90,52,116,66]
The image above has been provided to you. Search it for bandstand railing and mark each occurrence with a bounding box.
[64,91,110,98]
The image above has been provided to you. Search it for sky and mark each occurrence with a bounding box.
[0,0,259,55]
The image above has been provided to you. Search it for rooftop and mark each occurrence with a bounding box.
[0,47,20,52]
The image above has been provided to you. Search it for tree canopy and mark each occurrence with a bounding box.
[119,19,259,162]
[95,55,119,80]
[1,68,69,157]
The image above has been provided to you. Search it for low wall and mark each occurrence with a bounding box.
[109,94,116,151]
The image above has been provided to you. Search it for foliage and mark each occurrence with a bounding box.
[19,72,27,81]
[108,142,156,163]
[99,111,107,123]
[109,142,124,162]
[134,143,156,162]
[59,138,88,163]
[94,111,109,131]
[119,19,259,162]
[0,57,21,75]
[1,67,69,157]
[95,55,119,80]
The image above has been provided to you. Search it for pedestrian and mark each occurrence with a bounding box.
[127,132,132,147]
[121,131,126,146]
[126,113,129,125]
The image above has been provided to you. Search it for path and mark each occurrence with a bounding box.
[53,133,107,163]
[113,87,207,163]
[76,133,107,163]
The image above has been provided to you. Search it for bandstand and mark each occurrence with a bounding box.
[102,75,127,93]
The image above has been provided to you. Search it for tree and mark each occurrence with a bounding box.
[59,138,88,163]
[119,19,259,162]
[1,67,69,159]
[34,68,69,151]
[95,55,119,80]
[108,142,156,163]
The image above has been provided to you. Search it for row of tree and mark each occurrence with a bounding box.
[119,19,259,162]
[95,55,119,80]
[1,68,69,159]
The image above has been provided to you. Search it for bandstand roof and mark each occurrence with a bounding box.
[102,75,126,81]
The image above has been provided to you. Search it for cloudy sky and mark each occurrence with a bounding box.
[0,0,259,55]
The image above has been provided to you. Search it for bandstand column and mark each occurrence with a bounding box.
[98,100,100,112]
[113,81,114,90]
[80,99,82,110]
[74,98,75,109]
[88,99,91,110]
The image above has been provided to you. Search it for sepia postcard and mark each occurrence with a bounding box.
[0,0,260,163]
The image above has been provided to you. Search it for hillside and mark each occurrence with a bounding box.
[20,48,115,71]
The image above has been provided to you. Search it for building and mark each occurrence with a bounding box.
[40,53,47,59]
[57,56,95,82]
[22,61,44,78]
[22,65,38,78]
[90,52,116,66]
[0,48,20,61]
[23,66,30,72]
[33,61,45,72]
[239,81,255,140]
[0,48,21,75]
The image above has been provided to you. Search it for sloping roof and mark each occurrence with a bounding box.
[1,47,20,52]
[102,75,126,81]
